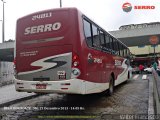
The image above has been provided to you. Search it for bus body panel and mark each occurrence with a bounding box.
[15,8,130,94]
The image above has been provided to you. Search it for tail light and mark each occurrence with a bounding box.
[71,53,81,78]
[72,54,80,67]
[13,58,16,68]
[13,58,17,75]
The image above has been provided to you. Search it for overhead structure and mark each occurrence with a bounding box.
[110,22,160,59]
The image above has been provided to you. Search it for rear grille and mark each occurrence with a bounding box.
[33,77,50,81]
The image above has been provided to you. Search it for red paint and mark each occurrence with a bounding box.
[134,6,155,9]
[122,2,132,9]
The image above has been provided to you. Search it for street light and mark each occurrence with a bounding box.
[1,0,5,43]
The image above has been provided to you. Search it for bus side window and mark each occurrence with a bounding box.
[123,48,127,58]
[113,38,118,55]
[115,40,120,56]
[99,30,105,49]
[109,37,115,54]
[83,19,93,47]
[119,44,123,57]
[121,45,125,57]
[126,49,129,57]
[105,35,110,51]
[92,24,101,49]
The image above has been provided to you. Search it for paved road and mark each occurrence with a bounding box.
[0,74,152,120]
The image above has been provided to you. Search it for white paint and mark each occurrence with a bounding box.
[142,75,147,80]
[14,78,109,94]
[18,52,71,75]
[115,59,129,86]
[32,12,52,21]
[24,22,61,35]
[133,75,139,79]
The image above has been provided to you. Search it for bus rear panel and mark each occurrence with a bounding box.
[15,8,86,94]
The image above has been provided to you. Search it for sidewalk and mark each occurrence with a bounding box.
[0,84,35,107]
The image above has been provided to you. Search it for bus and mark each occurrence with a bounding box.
[14,8,131,95]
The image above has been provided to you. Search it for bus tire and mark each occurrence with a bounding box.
[128,71,132,79]
[125,72,130,83]
[108,76,114,96]
[127,72,130,79]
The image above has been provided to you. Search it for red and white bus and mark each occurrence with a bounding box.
[14,8,131,95]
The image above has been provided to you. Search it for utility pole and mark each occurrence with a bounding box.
[1,0,5,43]
[153,45,156,62]
[60,0,62,8]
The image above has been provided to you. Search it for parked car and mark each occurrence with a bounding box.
[144,67,152,74]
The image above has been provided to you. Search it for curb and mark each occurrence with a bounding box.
[148,78,154,117]
[0,94,40,108]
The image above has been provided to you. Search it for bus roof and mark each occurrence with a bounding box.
[17,7,79,21]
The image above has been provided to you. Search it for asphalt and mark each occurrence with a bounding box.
[0,74,156,120]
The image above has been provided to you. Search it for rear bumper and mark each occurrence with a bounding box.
[14,78,86,94]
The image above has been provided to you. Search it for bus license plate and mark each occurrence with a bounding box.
[36,84,46,89]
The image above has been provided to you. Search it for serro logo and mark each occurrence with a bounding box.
[122,2,132,12]
[122,2,155,13]
[24,22,61,35]
[134,5,155,10]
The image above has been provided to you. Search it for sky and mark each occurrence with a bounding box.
[0,0,160,43]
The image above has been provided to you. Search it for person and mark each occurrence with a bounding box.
[139,64,144,74]
[152,61,157,70]
[157,58,160,76]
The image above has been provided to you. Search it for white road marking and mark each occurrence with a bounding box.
[142,75,147,80]
[133,74,139,80]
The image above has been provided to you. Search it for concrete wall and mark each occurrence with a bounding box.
[0,62,14,86]
[0,41,14,49]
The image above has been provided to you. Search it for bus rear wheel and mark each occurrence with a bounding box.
[108,76,114,96]
[128,71,130,79]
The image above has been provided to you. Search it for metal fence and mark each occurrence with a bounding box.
[152,68,160,114]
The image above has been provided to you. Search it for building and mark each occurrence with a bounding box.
[110,22,160,66]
